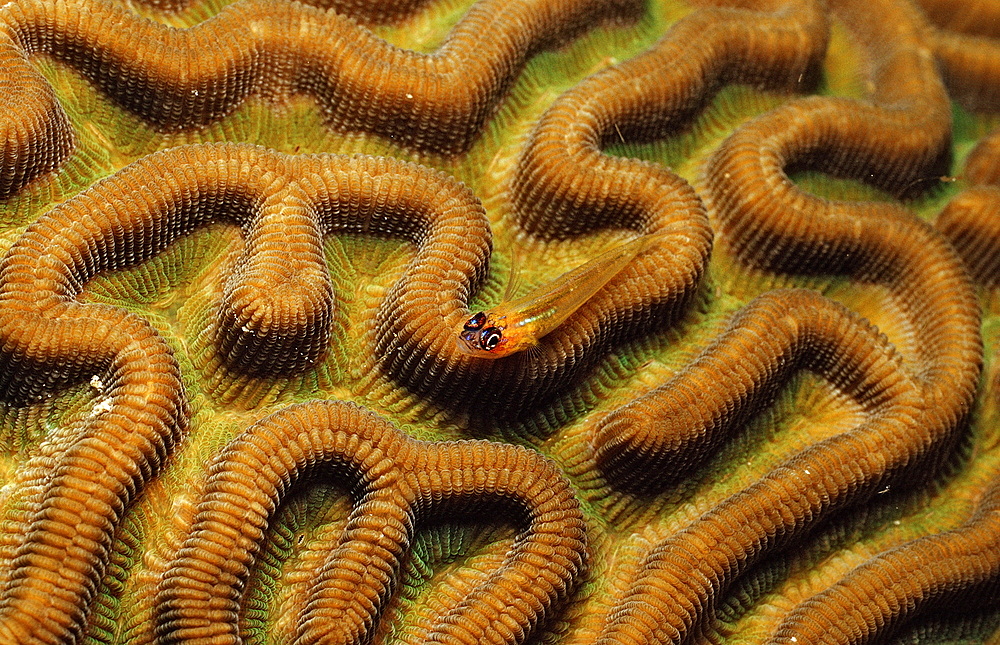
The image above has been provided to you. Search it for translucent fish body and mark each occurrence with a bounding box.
[457,233,663,358]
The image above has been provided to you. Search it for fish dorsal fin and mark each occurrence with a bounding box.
[501,244,525,303]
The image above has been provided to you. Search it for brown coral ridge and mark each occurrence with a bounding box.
[937,134,1000,286]
[492,0,828,418]
[916,0,1000,113]
[593,289,930,644]
[963,131,1000,187]
[154,399,587,645]
[936,187,1000,287]
[703,0,980,413]
[509,0,827,481]
[592,289,916,488]
[0,0,641,199]
[513,0,827,239]
[916,0,1000,38]
[0,163,189,641]
[0,31,72,199]
[770,471,1000,644]
[774,128,1000,645]
[706,0,954,240]
[309,0,437,25]
[25,142,502,378]
[0,142,690,421]
[590,0,984,642]
[377,214,710,419]
[0,143,355,378]
[133,0,438,24]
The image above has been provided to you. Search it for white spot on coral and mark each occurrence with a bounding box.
[92,398,114,415]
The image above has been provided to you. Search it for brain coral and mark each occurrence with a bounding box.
[0,0,998,643]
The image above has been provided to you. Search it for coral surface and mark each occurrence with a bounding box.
[0,0,998,643]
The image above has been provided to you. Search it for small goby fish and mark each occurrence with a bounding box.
[456,233,666,358]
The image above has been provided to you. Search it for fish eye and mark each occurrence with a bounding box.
[464,312,487,331]
[480,327,503,351]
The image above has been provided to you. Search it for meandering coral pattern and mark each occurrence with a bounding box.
[0,0,998,643]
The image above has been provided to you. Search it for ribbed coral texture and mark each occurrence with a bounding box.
[154,400,586,645]
[0,0,997,643]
